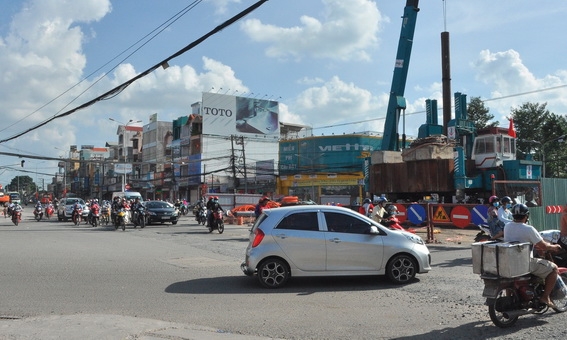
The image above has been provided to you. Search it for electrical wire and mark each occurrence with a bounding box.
[0,0,269,144]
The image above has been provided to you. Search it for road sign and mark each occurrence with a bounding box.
[451,205,471,228]
[471,205,488,225]
[432,206,450,222]
[546,205,563,214]
[407,204,426,225]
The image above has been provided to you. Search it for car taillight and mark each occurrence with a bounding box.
[251,229,265,248]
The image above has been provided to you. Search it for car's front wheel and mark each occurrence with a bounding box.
[386,254,417,284]
[257,258,290,289]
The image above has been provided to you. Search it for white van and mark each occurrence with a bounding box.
[112,191,143,202]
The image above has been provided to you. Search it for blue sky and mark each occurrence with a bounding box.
[1,0,567,187]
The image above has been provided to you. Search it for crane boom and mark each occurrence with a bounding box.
[380,0,420,151]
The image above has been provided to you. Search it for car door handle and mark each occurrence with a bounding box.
[329,238,341,243]
[275,234,287,239]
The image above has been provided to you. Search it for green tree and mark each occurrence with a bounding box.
[7,175,37,194]
[511,102,567,177]
[467,97,498,131]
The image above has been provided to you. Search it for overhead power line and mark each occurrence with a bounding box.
[0,0,269,144]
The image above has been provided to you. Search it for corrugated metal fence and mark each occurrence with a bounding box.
[530,178,567,231]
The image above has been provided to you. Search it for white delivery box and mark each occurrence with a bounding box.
[471,241,531,278]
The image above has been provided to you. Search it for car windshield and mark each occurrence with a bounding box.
[66,199,84,205]
[146,201,171,209]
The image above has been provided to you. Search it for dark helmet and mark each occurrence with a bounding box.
[489,195,499,204]
[386,204,398,214]
[501,196,512,204]
[511,204,530,220]
[363,198,371,204]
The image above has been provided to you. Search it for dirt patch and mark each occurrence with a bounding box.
[411,225,480,246]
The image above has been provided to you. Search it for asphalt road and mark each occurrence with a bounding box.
[0,209,565,339]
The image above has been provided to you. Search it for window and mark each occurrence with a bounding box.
[276,212,319,231]
[324,212,371,234]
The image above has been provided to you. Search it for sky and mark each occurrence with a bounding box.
[1,0,567,188]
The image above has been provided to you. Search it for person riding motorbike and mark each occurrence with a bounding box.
[90,199,100,226]
[72,200,82,222]
[487,195,504,240]
[111,196,122,225]
[382,204,404,230]
[498,196,514,226]
[504,203,562,307]
[371,197,387,223]
[207,196,224,228]
[131,197,144,225]
[358,198,374,218]
[194,199,206,222]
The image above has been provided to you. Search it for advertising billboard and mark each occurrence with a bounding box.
[202,92,280,139]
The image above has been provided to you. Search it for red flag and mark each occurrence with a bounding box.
[508,118,517,138]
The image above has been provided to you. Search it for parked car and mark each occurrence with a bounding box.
[241,205,431,288]
[144,200,179,225]
[57,197,86,222]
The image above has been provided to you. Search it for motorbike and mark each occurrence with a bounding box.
[90,205,100,228]
[101,204,110,225]
[11,206,22,226]
[478,236,567,328]
[72,205,83,226]
[208,209,225,234]
[45,204,54,219]
[196,207,207,225]
[482,267,567,327]
[33,205,43,221]
[132,206,146,229]
[115,208,127,231]
[180,204,188,216]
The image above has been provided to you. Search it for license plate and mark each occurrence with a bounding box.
[161,216,169,220]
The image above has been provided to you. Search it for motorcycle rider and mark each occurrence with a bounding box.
[371,197,387,223]
[358,198,374,218]
[487,195,504,240]
[207,196,224,228]
[90,199,100,225]
[131,197,144,224]
[34,201,43,217]
[111,196,122,225]
[72,200,82,220]
[559,203,567,251]
[194,198,206,222]
[504,203,562,307]
[497,196,514,226]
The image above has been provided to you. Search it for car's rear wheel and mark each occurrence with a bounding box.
[257,258,290,289]
[386,254,417,284]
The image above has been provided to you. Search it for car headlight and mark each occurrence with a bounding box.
[404,233,424,245]
[147,211,157,216]
[172,211,178,217]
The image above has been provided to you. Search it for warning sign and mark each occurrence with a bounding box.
[433,206,450,222]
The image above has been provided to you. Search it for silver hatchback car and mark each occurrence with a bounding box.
[241,205,431,288]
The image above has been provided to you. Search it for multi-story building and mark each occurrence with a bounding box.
[139,113,173,200]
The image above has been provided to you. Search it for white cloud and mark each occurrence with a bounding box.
[207,0,241,15]
[293,76,382,128]
[240,0,382,61]
[472,49,567,122]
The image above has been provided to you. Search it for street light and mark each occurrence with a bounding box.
[108,118,142,191]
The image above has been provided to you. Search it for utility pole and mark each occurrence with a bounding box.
[230,135,237,191]
[235,136,247,193]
